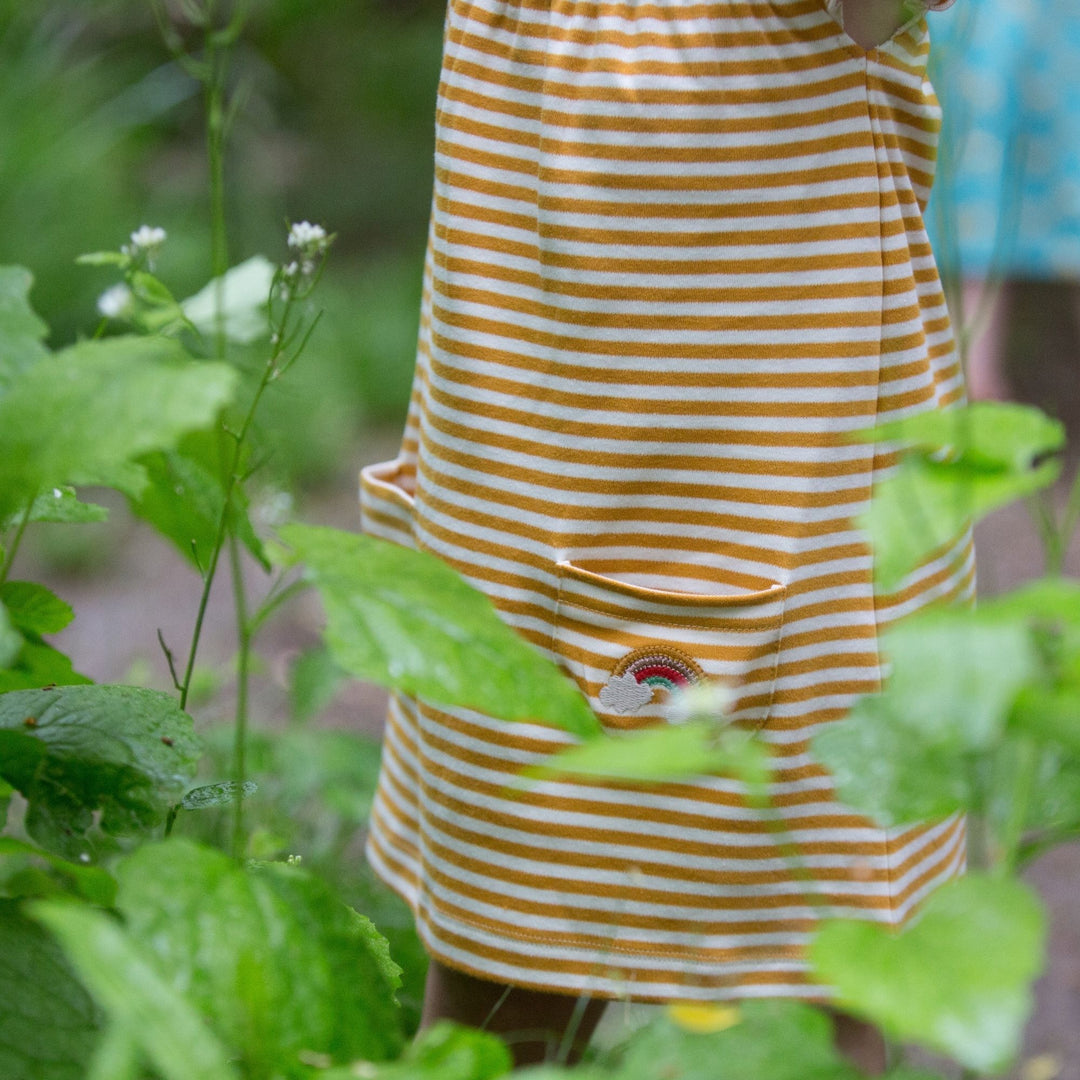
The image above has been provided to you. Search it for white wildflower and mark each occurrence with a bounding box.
[97,283,134,320]
[665,680,736,726]
[122,224,167,268]
[286,220,332,278]
[287,220,327,251]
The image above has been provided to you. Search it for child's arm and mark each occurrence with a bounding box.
[840,0,953,50]
[840,0,909,49]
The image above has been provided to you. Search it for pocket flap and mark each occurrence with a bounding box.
[360,458,416,550]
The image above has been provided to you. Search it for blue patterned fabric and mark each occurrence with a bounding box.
[927,0,1080,277]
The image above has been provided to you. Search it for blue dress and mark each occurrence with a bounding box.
[926,0,1080,278]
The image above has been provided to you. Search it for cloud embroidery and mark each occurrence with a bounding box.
[598,672,654,714]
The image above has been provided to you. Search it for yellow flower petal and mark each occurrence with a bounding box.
[1021,1054,1063,1080]
[666,1001,741,1034]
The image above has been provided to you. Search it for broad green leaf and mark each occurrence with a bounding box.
[30,900,239,1080]
[180,779,257,810]
[0,601,20,668]
[130,447,268,571]
[812,612,1040,826]
[0,641,91,693]
[0,685,201,857]
[113,839,404,1071]
[976,578,1080,627]
[0,901,103,1080]
[528,720,770,789]
[129,271,190,335]
[85,1025,141,1080]
[810,874,1046,1073]
[611,1000,860,1080]
[0,336,238,523]
[278,524,601,738]
[1009,683,1080,755]
[289,644,346,724]
[181,255,276,344]
[0,582,73,635]
[862,456,1059,591]
[0,266,49,393]
[811,696,974,825]
[317,1022,512,1080]
[0,837,116,906]
[0,778,11,829]
[0,486,110,530]
[856,401,1066,472]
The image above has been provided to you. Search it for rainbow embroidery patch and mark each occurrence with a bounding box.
[598,646,705,715]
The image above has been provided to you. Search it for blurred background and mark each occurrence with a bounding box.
[3,0,1079,1067]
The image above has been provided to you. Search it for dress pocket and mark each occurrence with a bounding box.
[359,458,416,551]
[551,560,787,732]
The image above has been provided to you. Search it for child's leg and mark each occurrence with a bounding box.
[423,960,887,1073]
[421,958,608,1067]
[825,1007,888,1074]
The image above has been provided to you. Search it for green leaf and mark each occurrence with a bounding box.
[289,644,345,724]
[1009,683,1080,755]
[0,336,238,523]
[862,456,1059,591]
[977,577,1080,626]
[129,447,269,572]
[0,900,103,1080]
[856,401,1066,472]
[30,900,240,1080]
[0,685,201,857]
[528,720,770,789]
[277,524,601,738]
[0,641,91,693]
[0,266,49,393]
[129,271,190,335]
[75,251,130,268]
[0,582,73,635]
[321,1022,513,1080]
[181,255,276,345]
[612,1000,860,1080]
[0,778,11,830]
[809,873,1046,1073]
[4,486,109,528]
[0,838,116,907]
[0,837,116,906]
[0,601,21,668]
[85,1024,141,1080]
[112,839,404,1071]
[180,779,257,810]
[812,611,1040,826]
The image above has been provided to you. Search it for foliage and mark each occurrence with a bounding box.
[0,5,1077,1080]
[277,523,601,738]
[0,685,200,858]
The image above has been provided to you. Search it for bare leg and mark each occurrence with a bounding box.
[826,1007,889,1075]
[421,959,608,1067]
[423,960,889,1072]
[962,279,1011,401]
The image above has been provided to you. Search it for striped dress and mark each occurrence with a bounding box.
[360,0,975,1002]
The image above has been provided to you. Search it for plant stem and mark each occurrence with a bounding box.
[1057,460,1080,569]
[0,495,35,588]
[997,738,1039,878]
[228,530,250,859]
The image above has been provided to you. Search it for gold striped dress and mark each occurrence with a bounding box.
[360,0,974,1002]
